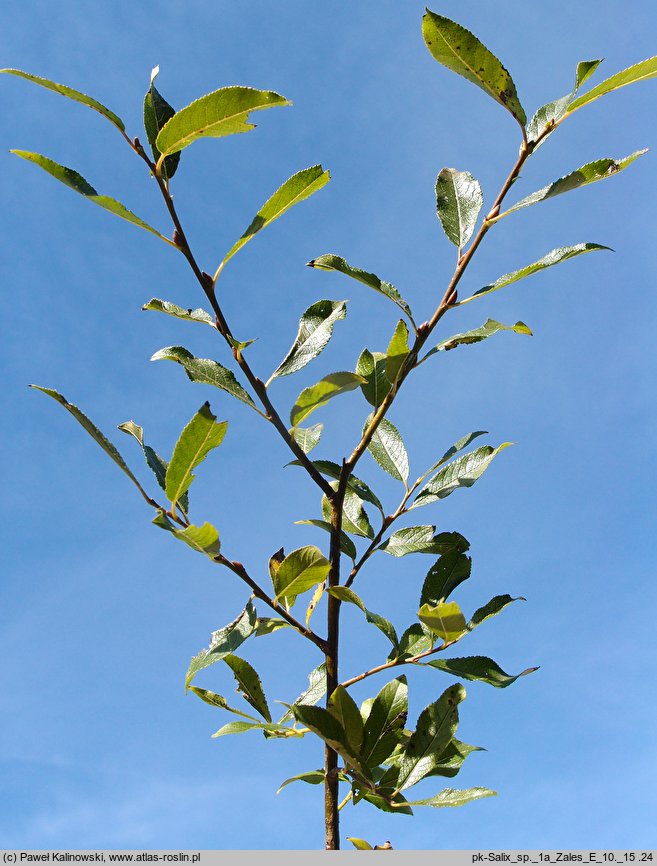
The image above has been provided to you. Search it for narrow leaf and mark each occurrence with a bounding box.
[362,676,408,767]
[212,720,295,738]
[223,165,330,264]
[347,839,374,851]
[290,372,365,427]
[421,320,531,362]
[396,683,466,791]
[504,151,647,216]
[421,431,489,478]
[328,586,399,650]
[435,168,483,248]
[143,66,180,180]
[277,771,325,795]
[567,56,657,115]
[420,551,472,607]
[271,299,346,380]
[0,68,124,131]
[380,527,469,558]
[143,298,214,327]
[119,421,189,514]
[184,602,257,690]
[11,152,170,242]
[156,86,290,156]
[418,601,467,643]
[30,385,149,502]
[329,685,365,755]
[468,594,524,630]
[223,654,271,722]
[294,520,357,561]
[150,345,256,409]
[460,243,611,304]
[272,545,331,606]
[165,402,227,506]
[305,580,325,626]
[426,656,538,688]
[290,458,383,513]
[189,686,260,722]
[366,416,409,484]
[404,787,496,808]
[422,10,526,128]
[254,617,291,637]
[412,443,511,509]
[308,254,414,324]
[386,319,410,385]
[290,423,323,454]
[356,349,391,408]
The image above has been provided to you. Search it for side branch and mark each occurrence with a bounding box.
[339,639,458,690]
[216,554,327,651]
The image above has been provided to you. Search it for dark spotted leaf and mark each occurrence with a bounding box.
[223,654,271,722]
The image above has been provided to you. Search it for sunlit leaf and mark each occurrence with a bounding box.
[165,402,227,507]
[527,59,603,144]
[143,298,214,327]
[567,56,657,116]
[435,167,483,248]
[426,655,538,688]
[278,663,326,724]
[366,416,409,484]
[418,601,467,643]
[290,423,323,454]
[412,443,511,509]
[403,787,496,808]
[152,512,221,559]
[380,527,469,558]
[184,601,257,690]
[270,299,346,380]
[328,685,365,755]
[421,320,531,362]
[272,545,331,606]
[361,676,408,767]
[386,319,410,384]
[356,349,391,409]
[290,372,365,427]
[143,66,180,180]
[223,654,271,721]
[150,345,257,409]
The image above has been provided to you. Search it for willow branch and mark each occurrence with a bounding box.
[339,638,460,690]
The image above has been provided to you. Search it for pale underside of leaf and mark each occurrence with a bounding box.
[150,345,257,409]
[184,602,257,690]
[143,298,214,326]
[366,416,409,484]
[567,56,657,115]
[460,243,611,305]
[526,59,603,144]
[421,319,532,362]
[435,167,483,248]
[271,299,346,380]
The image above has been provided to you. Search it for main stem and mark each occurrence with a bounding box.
[322,136,534,849]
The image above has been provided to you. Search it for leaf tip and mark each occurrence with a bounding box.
[150,65,160,84]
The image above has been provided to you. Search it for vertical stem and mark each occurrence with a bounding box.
[324,471,348,849]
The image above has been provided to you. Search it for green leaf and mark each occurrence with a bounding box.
[118,421,189,514]
[30,385,149,502]
[290,423,323,454]
[278,663,326,724]
[468,594,524,630]
[422,10,526,128]
[254,617,291,637]
[503,151,648,217]
[189,686,261,722]
[288,704,370,777]
[11,152,170,243]
[435,168,483,248]
[386,319,410,385]
[150,346,257,410]
[418,601,467,643]
[223,165,330,265]
[142,298,214,327]
[277,770,325,794]
[363,792,413,816]
[391,624,433,661]
[307,254,414,325]
[184,602,257,690]
[143,66,180,180]
[366,416,409,484]
[328,586,399,650]
[420,550,472,607]
[0,68,125,131]
[567,56,657,116]
[329,685,365,755]
[427,656,538,688]
[347,839,374,851]
[290,372,365,427]
[223,654,271,722]
[272,545,331,606]
[381,527,469,559]
[155,85,290,157]
[421,319,532,362]
[356,349,392,408]
[290,459,383,514]
[421,431,489,478]
[294,520,357,561]
[460,243,611,305]
[153,513,221,559]
[211,720,295,738]
[270,299,346,380]
[321,483,375,539]
[395,683,466,791]
[421,739,484,779]
[362,676,408,768]
[527,59,603,144]
[165,403,227,507]
[404,787,496,808]
[412,443,511,509]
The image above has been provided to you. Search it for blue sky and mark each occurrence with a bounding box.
[1,0,656,851]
